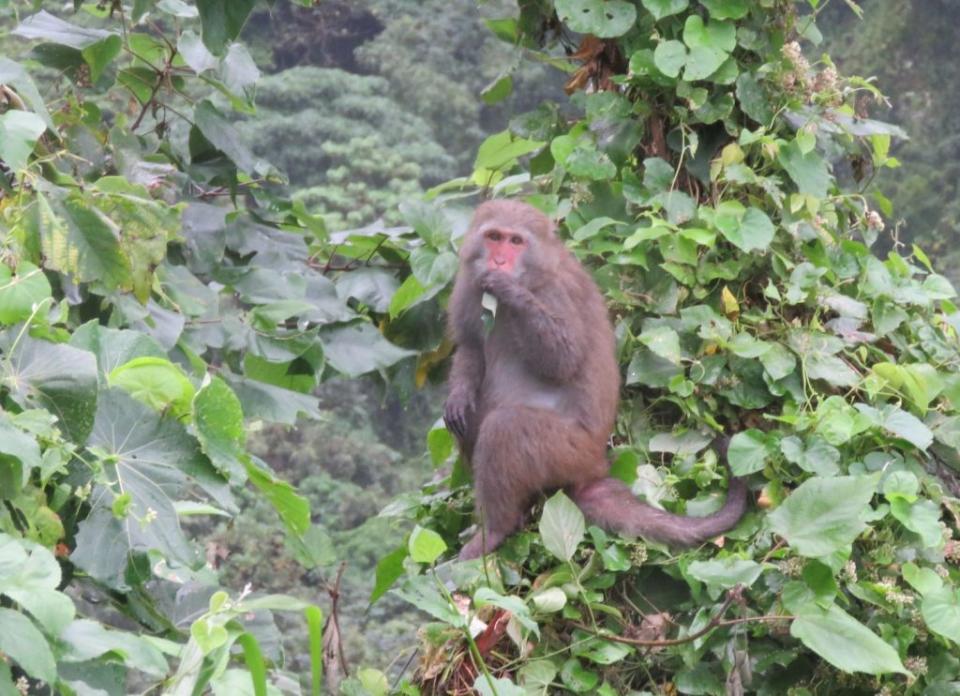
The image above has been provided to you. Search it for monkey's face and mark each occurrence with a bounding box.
[481,226,528,276]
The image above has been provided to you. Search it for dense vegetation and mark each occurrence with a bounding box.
[1,1,960,695]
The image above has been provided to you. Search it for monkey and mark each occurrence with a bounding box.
[444,199,748,560]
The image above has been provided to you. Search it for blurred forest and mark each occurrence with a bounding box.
[3,0,960,687]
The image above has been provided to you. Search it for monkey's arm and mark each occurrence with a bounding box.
[444,344,484,442]
[479,270,582,381]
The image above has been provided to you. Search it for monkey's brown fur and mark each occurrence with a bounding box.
[445,200,747,560]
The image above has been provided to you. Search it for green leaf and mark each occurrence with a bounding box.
[245,456,309,537]
[687,558,763,598]
[560,658,599,693]
[539,491,585,561]
[14,11,112,49]
[759,342,796,380]
[109,357,195,417]
[1,335,98,444]
[0,608,56,682]
[475,587,540,637]
[408,526,447,564]
[474,675,526,696]
[920,586,960,646]
[0,262,51,326]
[370,545,408,604]
[889,498,944,548]
[0,110,46,172]
[474,130,545,171]
[653,40,687,78]
[790,604,909,675]
[193,376,246,482]
[720,207,775,252]
[555,0,638,38]
[481,74,513,105]
[767,474,879,557]
[81,35,121,83]
[60,619,168,676]
[727,429,772,476]
[36,193,131,290]
[700,0,749,19]
[639,325,682,364]
[319,323,416,377]
[778,140,831,198]
[779,436,840,476]
[681,15,734,80]
[736,72,773,124]
[193,100,260,173]
[640,0,689,20]
[196,0,256,55]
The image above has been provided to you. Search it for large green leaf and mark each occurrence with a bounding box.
[73,390,226,587]
[14,11,112,49]
[0,262,52,326]
[36,193,131,290]
[767,474,878,557]
[0,110,46,172]
[778,140,831,198]
[0,334,98,444]
[0,608,56,682]
[193,376,246,482]
[196,0,256,55]
[790,603,908,675]
[539,491,585,562]
[319,323,416,378]
[555,0,637,38]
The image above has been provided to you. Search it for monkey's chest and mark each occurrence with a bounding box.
[480,339,568,413]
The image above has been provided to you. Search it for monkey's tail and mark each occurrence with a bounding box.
[571,474,748,547]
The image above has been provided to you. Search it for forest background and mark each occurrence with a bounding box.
[1,0,960,694]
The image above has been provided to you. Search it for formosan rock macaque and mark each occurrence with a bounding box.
[445,200,747,560]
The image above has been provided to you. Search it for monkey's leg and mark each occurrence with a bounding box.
[459,408,607,560]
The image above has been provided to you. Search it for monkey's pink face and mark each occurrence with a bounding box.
[483,228,527,274]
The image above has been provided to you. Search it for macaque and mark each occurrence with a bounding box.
[445,200,747,560]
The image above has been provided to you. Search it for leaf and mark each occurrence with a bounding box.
[473,675,526,696]
[36,193,131,290]
[555,0,638,38]
[319,323,416,377]
[790,604,909,675]
[193,376,246,482]
[640,0,689,20]
[81,35,122,83]
[727,429,772,475]
[778,140,831,198]
[195,0,256,55]
[560,658,599,693]
[474,130,545,171]
[539,491,585,561]
[0,110,47,172]
[474,587,540,637]
[720,207,775,252]
[767,474,879,557]
[60,619,168,676]
[193,100,260,173]
[889,498,943,548]
[653,40,687,78]
[687,558,763,598]
[14,11,112,49]
[109,357,195,417]
[0,608,57,682]
[244,456,309,537]
[408,526,447,564]
[779,436,840,476]
[0,334,98,444]
[178,30,219,74]
[370,546,408,604]
[920,586,960,646]
[700,0,750,19]
[639,325,682,364]
[0,262,51,325]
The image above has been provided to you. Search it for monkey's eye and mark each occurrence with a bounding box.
[487,231,503,242]
[510,235,524,245]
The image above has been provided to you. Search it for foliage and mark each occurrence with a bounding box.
[371,1,960,694]
[0,1,428,692]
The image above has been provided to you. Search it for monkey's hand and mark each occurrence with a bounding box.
[444,389,475,442]
[478,269,530,307]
